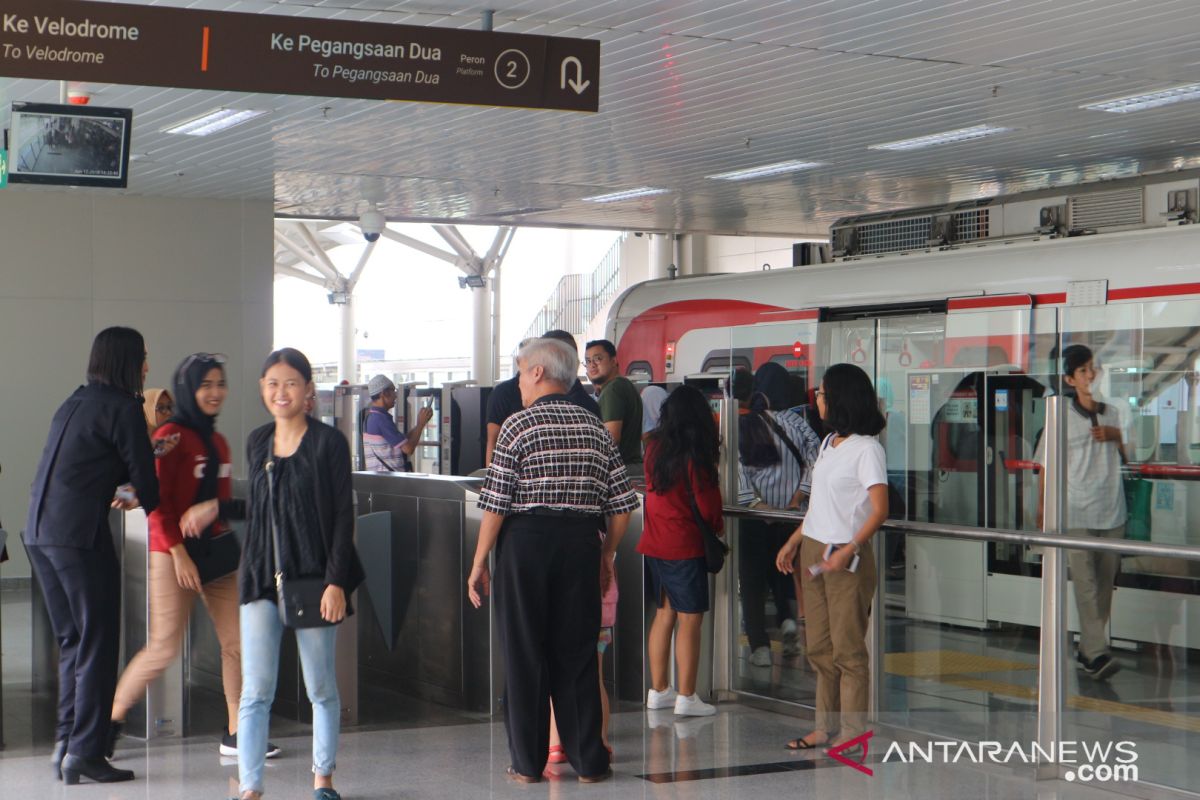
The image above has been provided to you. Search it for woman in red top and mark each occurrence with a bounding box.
[638,385,724,717]
[110,354,277,759]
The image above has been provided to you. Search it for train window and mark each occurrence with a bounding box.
[625,360,653,381]
[701,353,751,373]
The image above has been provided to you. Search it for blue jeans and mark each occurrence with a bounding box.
[238,600,340,794]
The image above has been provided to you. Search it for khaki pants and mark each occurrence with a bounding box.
[112,551,241,727]
[799,536,876,739]
[1068,524,1125,661]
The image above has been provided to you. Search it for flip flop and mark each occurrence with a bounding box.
[786,734,828,750]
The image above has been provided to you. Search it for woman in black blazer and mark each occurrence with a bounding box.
[24,327,160,785]
[184,347,363,800]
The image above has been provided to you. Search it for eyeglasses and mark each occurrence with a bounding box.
[582,356,607,366]
[180,352,228,373]
[155,402,173,414]
[815,389,826,397]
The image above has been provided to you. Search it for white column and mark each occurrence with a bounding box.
[472,281,494,385]
[648,234,672,280]
[340,295,356,383]
[682,234,711,275]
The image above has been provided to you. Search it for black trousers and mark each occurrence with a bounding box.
[494,516,608,778]
[27,532,121,758]
[738,519,795,651]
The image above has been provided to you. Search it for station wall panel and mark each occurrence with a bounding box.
[0,192,273,579]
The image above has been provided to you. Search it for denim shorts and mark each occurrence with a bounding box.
[645,556,709,614]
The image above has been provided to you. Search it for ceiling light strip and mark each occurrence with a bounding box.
[582,187,669,203]
[868,124,1011,152]
[164,108,267,136]
[707,160,822,181]
[1081,83,1200,113]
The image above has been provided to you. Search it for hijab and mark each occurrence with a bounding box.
[167,356,225,509]
[142,388,172,438]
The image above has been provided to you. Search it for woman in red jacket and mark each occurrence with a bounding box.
[638,385,724,717]
[109,353,277,759]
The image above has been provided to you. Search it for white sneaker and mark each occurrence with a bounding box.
[749,646,772,667]
[674,716,716,739]
[673,693,716,717]
[646,708,675,730]
[781,618,801,657]
[647,687,678,709]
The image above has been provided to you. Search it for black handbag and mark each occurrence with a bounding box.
[184,531,241,585]
[686,485,728,574]
[265,458,334,629]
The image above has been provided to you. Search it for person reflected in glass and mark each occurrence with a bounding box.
[1036,344,1125,680]
[775,363,887,751]
[640,385,724,717]
[735,367,820,667]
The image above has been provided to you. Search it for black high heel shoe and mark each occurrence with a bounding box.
[60,754,135,785]
[50,739,69,780]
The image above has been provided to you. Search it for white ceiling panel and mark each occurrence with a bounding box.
[5,0,1200,234]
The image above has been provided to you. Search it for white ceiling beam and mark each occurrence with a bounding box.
[432,224,482,270]
[345,241,377,292]
[273,230,341,283]
[297,222,344,280]
[379,227,465,268]
[484,226,516,273]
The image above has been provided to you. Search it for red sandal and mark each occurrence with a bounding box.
[548,745,568,764]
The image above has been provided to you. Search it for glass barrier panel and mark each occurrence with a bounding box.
[1059,298,1200,792]
[877,306,1052,745]
[727,318,819,704]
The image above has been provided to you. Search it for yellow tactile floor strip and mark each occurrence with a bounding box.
[884,649,1038,678]
[740,639,1197,733]
[935,676,1200,734]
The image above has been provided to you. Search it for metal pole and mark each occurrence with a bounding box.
[59,81,68,103]
[472,283,494,386]
[1036,395,1065,780]
[340,295,356,382]
[711,374,739,696]
[492,261,502,380]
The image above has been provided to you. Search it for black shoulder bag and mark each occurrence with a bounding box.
[686,482,728,574]
[183,440,241,584]
[265,457,335,628]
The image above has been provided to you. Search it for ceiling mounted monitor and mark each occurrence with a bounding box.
[6,102,133,188]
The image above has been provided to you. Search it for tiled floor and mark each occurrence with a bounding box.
[0,703,1143,800]
[1,591,1190,798]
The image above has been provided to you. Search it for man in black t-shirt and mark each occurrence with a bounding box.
[485,331,600,463]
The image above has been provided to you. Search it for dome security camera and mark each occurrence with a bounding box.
[359,207,385,243]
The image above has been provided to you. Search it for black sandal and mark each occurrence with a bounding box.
[786,733,828,750]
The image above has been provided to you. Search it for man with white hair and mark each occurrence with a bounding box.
[467,338,638,784]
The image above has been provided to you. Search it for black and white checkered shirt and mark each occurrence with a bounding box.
[477,396,640,518]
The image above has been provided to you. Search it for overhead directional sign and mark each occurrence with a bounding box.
[0,1,599,112]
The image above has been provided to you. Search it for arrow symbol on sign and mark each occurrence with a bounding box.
[560,56,590,95]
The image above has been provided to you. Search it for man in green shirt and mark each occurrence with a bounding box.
[585,339,644,473]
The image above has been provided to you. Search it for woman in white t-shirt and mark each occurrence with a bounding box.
[775,363,888,752]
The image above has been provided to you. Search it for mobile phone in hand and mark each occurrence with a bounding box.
[823,542,860,573]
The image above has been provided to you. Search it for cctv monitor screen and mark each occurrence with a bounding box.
[7,102,133,188]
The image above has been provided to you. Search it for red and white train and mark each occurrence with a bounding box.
[601,170,1200,636]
